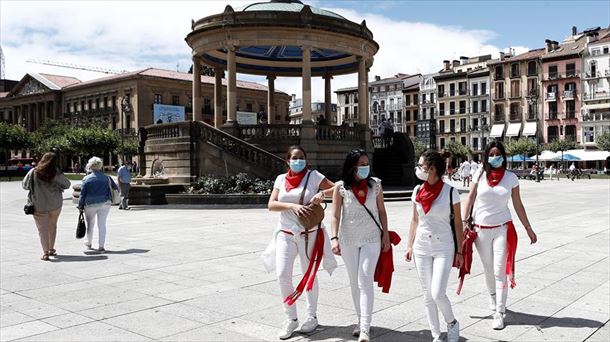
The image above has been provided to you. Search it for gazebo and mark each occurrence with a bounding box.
[185,0,379,135]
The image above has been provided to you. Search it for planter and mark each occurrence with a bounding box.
[165,193,270,207]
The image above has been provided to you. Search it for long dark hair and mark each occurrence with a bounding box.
[341,149,373,189]
[420,149,446,178]
[285,145,307,160]
[482,140,507,174]
[35,152,58,182]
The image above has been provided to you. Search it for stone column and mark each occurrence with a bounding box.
[302,46,312,124]
[267,75,276,124]
[358,57,367,125]
[324,73,332,119]
[214,67,224,128]
[192,57,202,121]
[226,46,237,124]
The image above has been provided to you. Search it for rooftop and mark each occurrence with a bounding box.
[240,0,345,20]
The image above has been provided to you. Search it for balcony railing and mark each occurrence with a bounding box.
[583,92,610,101]
[510,91,521,99]
[494,92,506,100]
[493,114,505,123]
[509,113,522,122]
[546,112,559,120]
[526,112,537,121]
[458,89,468,96]
[562,111,577,120]
[584,71,602,79]
[583,112,610,121]
[563,90,576,100]
[544,70,580,80]
[545,92,557,101]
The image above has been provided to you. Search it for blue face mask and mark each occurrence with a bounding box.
[289,159,306,173]
[488,156,504,168]
[356,166,370,180]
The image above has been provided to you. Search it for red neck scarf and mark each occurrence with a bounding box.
[416,180,444,214]
[352,180,368,205]
[487,167,506,187]
[285,169,307,192]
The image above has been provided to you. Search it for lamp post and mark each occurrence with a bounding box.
[120,97,131,164]
[527,90,540,182]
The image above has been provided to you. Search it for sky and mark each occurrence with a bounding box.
[1,0,609,101]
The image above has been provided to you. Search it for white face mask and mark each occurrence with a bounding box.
[415,166,429,181]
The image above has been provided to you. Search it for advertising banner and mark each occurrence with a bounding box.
[153,104,185,124]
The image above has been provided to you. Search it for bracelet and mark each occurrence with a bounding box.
[330,237,338,241]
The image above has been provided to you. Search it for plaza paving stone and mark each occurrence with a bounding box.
[1,177,609,341]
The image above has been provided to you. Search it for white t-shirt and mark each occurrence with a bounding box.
[470,162,479,176]
[472,169,519,226]
[411,183,460,254]
[273,170,325,233]
[461,162,471,177]
[337,178,382,246]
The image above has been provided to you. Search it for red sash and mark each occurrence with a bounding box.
[283,229,325,306]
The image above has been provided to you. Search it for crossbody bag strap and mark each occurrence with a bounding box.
[466,170,484,222]
[358,200,384,234]
[299,170,312,205]
[449,186,457,253]
[28,169,36,204]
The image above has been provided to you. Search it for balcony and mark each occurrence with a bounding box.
[510,91,521,99]
[526,112,537,121]
[563,90,576,100]
[565,70,579,78]
[562,111,577,120]
[546,112,559,120]
[509,112,522,122]
[584,71,602,79]
[458,89,468,96]
[583,92,610,101]
[493,113,505,123]
[582,111,610,121]
[494,92,506,100]
[545,72,559,81]
[544,70,581,80]
[438,92,446,98]
[545,92,557,101]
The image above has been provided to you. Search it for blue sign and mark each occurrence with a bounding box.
[153,104,185,124]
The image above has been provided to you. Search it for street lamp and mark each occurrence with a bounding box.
[527,90,540,182]
[120,96,131,164]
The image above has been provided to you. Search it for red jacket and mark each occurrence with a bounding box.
[374,231,401,293]
[456,228,477,295]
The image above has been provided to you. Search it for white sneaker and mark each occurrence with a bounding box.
[300,316,318,333]
[358,329,370,342]
[447,320,459,342]
[489,294,497,311]
[492,312,505,330]
[279,319,299,340]
[352,323,360,337]
[432,337,445,342]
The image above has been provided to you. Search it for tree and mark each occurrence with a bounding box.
[68,126,119,159]
[596,132,610,151]
[505,137,537,168]
[31,121,74,156]
[413,140,426,160]
[445,141,470,160]
[115,138,139,159]
[547,138,576,168]
[0,122,33,162]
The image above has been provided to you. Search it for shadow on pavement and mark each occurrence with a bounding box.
[470,309,604,329]
[83,248,150,255]
[302,325,466,342]
[50,254,108,262]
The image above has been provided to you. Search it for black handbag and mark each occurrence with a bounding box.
[76,211,86,239]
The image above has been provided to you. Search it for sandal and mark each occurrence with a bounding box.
[41,253,50,261]
[48,249,57,256]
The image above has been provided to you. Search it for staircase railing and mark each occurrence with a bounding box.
[195,121,286,174]
[239,124,301,143]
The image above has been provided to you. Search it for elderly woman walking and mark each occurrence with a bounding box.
[78,157,118,252]
[22,152,71,260]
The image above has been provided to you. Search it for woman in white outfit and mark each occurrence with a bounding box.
[266,146,336,340]
[406,150,464,342]
[462,141,538,330]
[330,149,390,342]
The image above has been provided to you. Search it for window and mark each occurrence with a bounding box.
[494,104,504,122]
[154,94,162,104]
[449,102,455,115]
[481,100,487,113]
[604,47,609,54]
[405,95,410,106]
[481,82,487,95]
[438,85,445,97]
[566,63,576,77]
[495,82,505,99]
[440,137,445,149]
[397,111,402,123]
[510,80,521,98]
[354,94,359,103]
[549,65,558,79]
[354,106,357,116]
[172,95,180,106]
[460,118,466,132]
[472,101,479,113]
[430,107,435,118]
[345,95,351,104]
[511,63,520,78]
[566,100,575,117]
[548,102,558,118]
[472,83,479,96]
[472,118,479,131]
[405,110,411,121]
[449,119,455,132]
[461,136,467,145]
[459,100,466,114]
[495,66,503,80]
[439,103,445,116]
[431,93,435,103]
[591,48,601,56]
[422,94,427,103]
[450,83,455,96]
[473,137,479,150]
[88,99,92,111]
[510,102,521,121]
[103,97,108,108]
[95,98,100,109]
[458,82,467,95]
[414,110,418,121]
[439,120,445,133]
[589,61,597,77]
[112,96,117,109]
[527,61,537,75]
[527,78,538,95]
[204,98,212,114]
[584,127,595,143]
[414,94,419,105]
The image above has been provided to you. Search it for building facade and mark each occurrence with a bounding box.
[289,96,337,125]
[369,74,409,135]
[402,74,422,138]
[467,67,492,155]
[417,73,438,149]
[582,29,610,148]
[335,87,359,126]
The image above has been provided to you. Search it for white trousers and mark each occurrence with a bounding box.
[275,231,319,320]
[474,225,508,313]
[341,241,381,332]
[414,251,456,339]
[84,204,111,248]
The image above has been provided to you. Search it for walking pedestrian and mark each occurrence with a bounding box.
[460,160,471,187]
[330,149,391,342]
[22,153,71,260]
[262,146,337,340]
[462,141,538,330]
[405,150,464,342]
[117,162,132,210]
[77,157,118,253]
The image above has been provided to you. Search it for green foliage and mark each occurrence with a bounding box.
[0,122,33,150]
[505,137,537,156]
[595,132,610,151]
[547,138,576,153]
[444,141,471,159]
[114,138,139,158]
[413,140,427,159]
[188,173,274,194]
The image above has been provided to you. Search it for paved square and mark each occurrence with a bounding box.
[1,178,608,341]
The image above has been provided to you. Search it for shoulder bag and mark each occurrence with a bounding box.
[296,171,325,230]
[24,170,36,215]
[108,176,121,205]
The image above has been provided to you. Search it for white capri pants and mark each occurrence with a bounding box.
[84,203,111,248]
[474,224,508,313]
[414,250,456,340]
[275,230,319,320]
[341,241,381,332]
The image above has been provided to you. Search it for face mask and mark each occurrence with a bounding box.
[415,166,429,181]
[289,159,306,173]
[356,166,370,180]
[488,156,504,168]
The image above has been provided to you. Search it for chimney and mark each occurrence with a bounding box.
[460,56,468,65]
[552,41,560,50]
[291,94,296,102]
[452,60,460,68]
[443,60,450,71]
[375,75,381,81]
[499,52,505,61]
[545,39,553,52]
[572,26,577,36]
